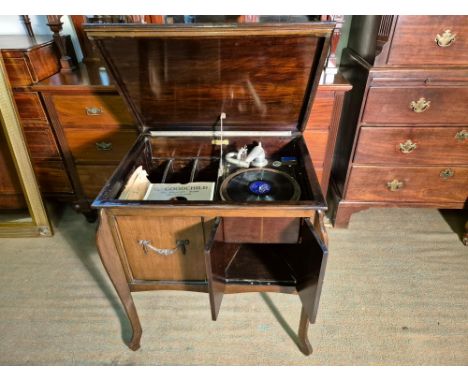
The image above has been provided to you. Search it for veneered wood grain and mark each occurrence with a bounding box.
[362,86,468,125]
[51,93,134,128]
[27,43,60,83]
[32,161,73,193]
[354,126,468,165]
[304,91,334,130]
[92,29,328,131]
[13,92,47,122]
[386,16,468,66]
[221,217,300,243]
[76,165,119,198]
[23,130,61,160]
[346,165,468,203]
[115,215,207,281]
[303,130,329,168]
[2,58,32,86]
[63,128,138,163]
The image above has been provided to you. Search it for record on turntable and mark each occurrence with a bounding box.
[219,168,301,202]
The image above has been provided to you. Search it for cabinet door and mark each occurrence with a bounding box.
[115,215,206,281]
[205,218,328,322]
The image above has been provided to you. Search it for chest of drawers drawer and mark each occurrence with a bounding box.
[346,165,468,203]
[23,130,61,160]
[32,161,73,194]
[354,127,468,165]
[76,165,119,198]
[14,92,48,122]
[362,86,468,125]
[49,94,135,128]
[63,129,138,163]
[385,16,468,66]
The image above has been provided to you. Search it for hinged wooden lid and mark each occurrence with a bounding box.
[85,23,333,133]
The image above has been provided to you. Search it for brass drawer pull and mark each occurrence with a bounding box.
[440,168,454,179]
[455,130,468,142]
[409,97,431,113]
[387,179,404,192]
[399,139,417,154]
[86,106,103,116]
[138,239,189,256]
[95,141,113,151]
[435,29,456,47]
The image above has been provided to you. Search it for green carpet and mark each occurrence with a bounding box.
[0,204,466,365]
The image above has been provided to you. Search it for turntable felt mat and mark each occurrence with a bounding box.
[0,204,466,365]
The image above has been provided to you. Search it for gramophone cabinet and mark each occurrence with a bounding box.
[87,22,334,354]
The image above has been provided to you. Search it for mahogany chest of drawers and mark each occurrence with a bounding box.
[0,35,67,209]
[330,16,468,228]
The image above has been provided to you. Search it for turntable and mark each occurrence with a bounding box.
[87,22,333,355]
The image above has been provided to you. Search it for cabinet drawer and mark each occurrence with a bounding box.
[3,58,33,86]
[354,127,468,165]
[114,216,206,281]
[51,94,134,128]
[24,130,61,160]
[63,129,137,163]
[14,92,47,122]
[32,161,73,193]
[76,165,117,198]
[387,16,468,66]
[362,87,468,125]
[346,165,468,203]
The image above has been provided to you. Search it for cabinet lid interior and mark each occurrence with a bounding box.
[84,23,333,133]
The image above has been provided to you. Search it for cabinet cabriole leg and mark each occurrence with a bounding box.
[96,209,142,351]
[298,307,313,356]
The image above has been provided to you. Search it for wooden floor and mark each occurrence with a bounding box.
[0,204,466,365]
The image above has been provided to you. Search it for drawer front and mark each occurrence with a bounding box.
[14,92,47,122]
[24,130,61,160]
[3,58,33,86]
[388,16,468,66]
[32,161,73,193]
[355,127,468,165]
[51,94,134,128]
[303,130,329,168]
[76,165,117,198]
[63,129,137,163]
[362,87,468,125]
[346,165,468,203]
[115,216,206,281]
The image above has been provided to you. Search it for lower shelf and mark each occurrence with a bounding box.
[206,217,329,322]
[221,243,299,286]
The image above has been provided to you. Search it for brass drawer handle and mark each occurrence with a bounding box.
[455,130,468,142]
[138,239,189,256]
[387,179,404,192]
[95,141,112,151]
[435,29,456,47]
[409,97,431,113]
[440,168,454,179]
[399,139,417,154]
[86,106,103,116]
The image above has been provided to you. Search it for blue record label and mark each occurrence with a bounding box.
[248,180,272,195]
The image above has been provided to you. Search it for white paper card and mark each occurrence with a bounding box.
[144,182,215,201]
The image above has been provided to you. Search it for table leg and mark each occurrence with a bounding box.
[96,210,142,350]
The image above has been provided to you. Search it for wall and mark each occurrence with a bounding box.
[0,15,83,62]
